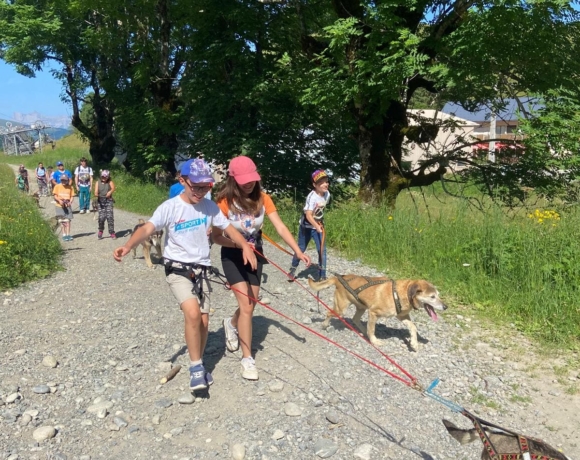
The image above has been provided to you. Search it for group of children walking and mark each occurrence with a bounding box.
[114,156,330,391]
[17,158,118,242]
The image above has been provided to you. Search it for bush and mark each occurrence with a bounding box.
[0,164,62,289]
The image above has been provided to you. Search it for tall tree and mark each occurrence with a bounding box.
[0,0,116,164]
[290,0,579,203]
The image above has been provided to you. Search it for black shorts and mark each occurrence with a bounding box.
[221,246,265,287]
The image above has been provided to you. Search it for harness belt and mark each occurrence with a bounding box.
[164,258,215,305]
[334,275,404,314]
[462,410,566,460]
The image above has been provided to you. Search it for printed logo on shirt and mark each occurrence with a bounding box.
[175,216,207,231]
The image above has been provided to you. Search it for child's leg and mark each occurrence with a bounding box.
[181,298,207,362]
[106,201,115,234]
[98,200,106,231]
[312,228,327,278]
[230,282,258,359]
[291,225,311,268]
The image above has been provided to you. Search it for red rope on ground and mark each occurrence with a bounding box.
[250,246,418,386]
[227,282,415,387]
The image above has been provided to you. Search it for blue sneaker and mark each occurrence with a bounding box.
[189,364,208,391]
[205,370,214,386]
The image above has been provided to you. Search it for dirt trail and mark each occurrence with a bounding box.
[1,165,578,460]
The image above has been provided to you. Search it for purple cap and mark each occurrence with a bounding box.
[180,159,214,183]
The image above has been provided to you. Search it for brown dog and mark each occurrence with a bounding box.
[31,191,41,208]
[308,275,447,351]
[91,198,99,220]
[131,219,163,268]
[443,419,570,460]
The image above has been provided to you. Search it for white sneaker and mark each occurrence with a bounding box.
[79,210,85,214]
[241,357,258,380]
[223,318,239,352]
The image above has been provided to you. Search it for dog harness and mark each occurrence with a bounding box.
[462,410,568,460]
[334,275,404,314]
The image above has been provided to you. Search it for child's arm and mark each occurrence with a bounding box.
[304,210,322,233]
[211,226,257,270]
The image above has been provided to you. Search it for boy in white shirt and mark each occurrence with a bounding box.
[289,169,331,281]
[113,159,256,391]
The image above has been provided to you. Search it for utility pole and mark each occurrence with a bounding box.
[488,112,496,163]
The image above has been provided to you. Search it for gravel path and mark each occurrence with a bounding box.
[1,168,579,460]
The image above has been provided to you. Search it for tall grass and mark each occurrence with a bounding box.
[0,164,62,289]
[271,193,580,348]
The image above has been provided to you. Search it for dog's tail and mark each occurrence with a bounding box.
[307,276,338,292]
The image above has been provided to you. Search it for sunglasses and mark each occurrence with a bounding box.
[183,180,212,195]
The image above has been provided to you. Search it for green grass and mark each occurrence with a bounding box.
[268,188,580,349]
[0,164,63,289]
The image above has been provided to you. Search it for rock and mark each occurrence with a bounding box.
[128,425,140,434]
[314,438,338,458]
[271,429,285,440]
[14,349,26,355]
[268,380,284,393]
[113,416,128,428]
[325,410,340,424]
[155,398,173,408]
[23,409,39,418]
[158,362,173,373]
[178,393,195,405]
[108,423,120,431]
[231,443,246,459]
[33,385,51,394]
[6,393,20,403]
[42,355,58,368]
[115,364,129,371]
[354,443,374,460]
[152,415,161,425]
[302,317,313,324]
[87,400,113,414]
[96,408,108,419]
[261,297,272,304]
[171,427,183,436]
[20,413,32,426]
[33,426,57,442]
[284,402,303,417]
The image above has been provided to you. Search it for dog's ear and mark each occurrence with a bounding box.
[408,282,422,300]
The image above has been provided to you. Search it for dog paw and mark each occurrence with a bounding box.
[409,342,419,352]
[370,338,387,347]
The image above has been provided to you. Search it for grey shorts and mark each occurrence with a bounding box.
[55,206,74,221]
[166,273,210,314]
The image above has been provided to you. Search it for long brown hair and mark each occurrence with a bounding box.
[216,176,263,214]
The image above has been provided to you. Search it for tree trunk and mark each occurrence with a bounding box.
[357,101,410,206]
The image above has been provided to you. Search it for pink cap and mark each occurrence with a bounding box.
[228,156,261,185]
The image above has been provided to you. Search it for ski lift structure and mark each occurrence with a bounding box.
[0,120,55,155]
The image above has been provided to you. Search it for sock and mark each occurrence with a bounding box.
[190,359,203,368]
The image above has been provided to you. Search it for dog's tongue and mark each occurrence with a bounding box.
[428,307,438,322]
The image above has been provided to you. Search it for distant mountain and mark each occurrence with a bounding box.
[12,111,71,129]
[0,118,72,140]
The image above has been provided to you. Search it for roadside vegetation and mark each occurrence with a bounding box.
[2,135,580,349]
[0,164,62,289]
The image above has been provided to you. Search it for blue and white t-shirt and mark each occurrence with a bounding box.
[149,195,229,265]
[53,169,72,184]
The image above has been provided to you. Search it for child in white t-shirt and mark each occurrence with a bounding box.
[289,169,330,281]
[113,159,256,392]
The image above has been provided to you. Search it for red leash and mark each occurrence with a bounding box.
[247,246,419,387]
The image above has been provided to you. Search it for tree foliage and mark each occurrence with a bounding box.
[1,0,579,202]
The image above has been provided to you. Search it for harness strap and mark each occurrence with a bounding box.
[336,275,404,314]
[163,258,213,301]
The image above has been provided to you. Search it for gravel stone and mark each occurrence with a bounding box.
[353,443,374,459]
[268,380,284,393]
[32,426,57,442]
[314,438,339,458]
[155,398,173,408]
[325,410,340,424]
[283,402,303,417]
[41,355,58,368]
[231,443,246,459]
[33,385,51,394]
[178,393,195,404]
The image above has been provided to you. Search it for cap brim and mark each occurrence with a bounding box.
[233,172,261,185]
[186,174,214,184]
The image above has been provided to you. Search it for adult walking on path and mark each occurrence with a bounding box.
[95,169,116,239]
[113,159,256,391]
[74,157,93,214]
[35,162,49,196]
[212,155,311,381]
[51,161,72,187]
[52,174,74,241]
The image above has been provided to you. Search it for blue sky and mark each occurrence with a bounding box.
[0,61,70,120]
